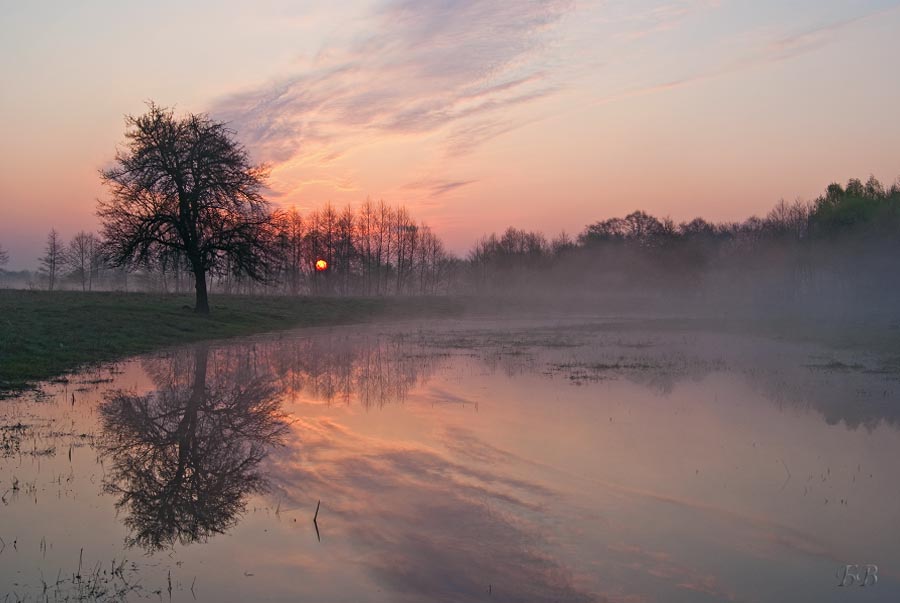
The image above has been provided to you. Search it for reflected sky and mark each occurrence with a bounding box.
[1,319,899,601]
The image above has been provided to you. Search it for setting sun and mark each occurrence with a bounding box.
[315,259,328,272]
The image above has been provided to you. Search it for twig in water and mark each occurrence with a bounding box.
[779,458,792,492]
[313,499,321,542]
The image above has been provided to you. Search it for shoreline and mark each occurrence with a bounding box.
[0,290,464,396]
[4,289,899,397]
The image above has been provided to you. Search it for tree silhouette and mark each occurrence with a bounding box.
[98,345,287,552]
[65,231,100,291]
[38,228,63,291]
[98,103,272,313]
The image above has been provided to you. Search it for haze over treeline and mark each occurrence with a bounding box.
[2,174,899,318]
[470,174,900,318]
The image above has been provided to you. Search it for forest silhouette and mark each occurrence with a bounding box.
[4,173,893,319]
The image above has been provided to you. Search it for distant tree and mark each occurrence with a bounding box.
[66,231,100,291]
[39,228,63,291]
[98,103,272,313]
[579,217,626,244]
[890,178,900,197]
[275,207,305,295]
[550,231,576,255]
[414,224,447,294]
[824,182,845,204]
[336,204,356,294]
[845,178,865,198]
[357,199,377,295]
[89,238,108,289]
[766,199,811,240]
[809,176,897,235]
[861,175,884,199]
[622,210,665,243]
[0,243,8,268]
[679,218,717,238]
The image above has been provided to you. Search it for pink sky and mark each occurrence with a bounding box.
[1,0,899,269]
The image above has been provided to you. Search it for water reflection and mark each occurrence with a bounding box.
[208,332,447,408]
[411,324,900,431]
[98,345,287,551]
[267,418,596,603]
[10,320,898,601]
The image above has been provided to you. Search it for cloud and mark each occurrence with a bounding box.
[610,0,722,41]
[764,9,887,61]
[594,4,898,106]
[213,0,574,181]
[402,178,478,198]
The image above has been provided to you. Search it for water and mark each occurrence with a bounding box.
[1,317,899,601]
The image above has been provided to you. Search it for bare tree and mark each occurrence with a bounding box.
[39,228,63,291]
[98,103,272,313]
[0,243,8,268]
[335,205,356,295]
[89,239,108,289]
[66,231,100,291]
[357,199,376,294]
[376,201,393,295]
[283,207,305,294]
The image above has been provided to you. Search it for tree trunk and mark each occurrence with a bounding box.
[194,267,210,314]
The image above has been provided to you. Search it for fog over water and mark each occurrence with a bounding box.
[1,317,898,601]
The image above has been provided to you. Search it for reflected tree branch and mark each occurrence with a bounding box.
[98,345,287,552]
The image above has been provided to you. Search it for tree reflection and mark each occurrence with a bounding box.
[98,344,287,552]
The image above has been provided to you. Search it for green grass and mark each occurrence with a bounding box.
[0,289,463,395]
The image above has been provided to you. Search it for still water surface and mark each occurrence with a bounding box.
[1,318,899,601]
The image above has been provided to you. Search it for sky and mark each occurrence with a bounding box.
[1,0,899,269]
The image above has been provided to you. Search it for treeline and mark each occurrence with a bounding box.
[256,199,453,296]
[180,199,456,296]
[0,229,130,292]
[6,175,900,316]
[465,175,900,317]
[1,200,456,296]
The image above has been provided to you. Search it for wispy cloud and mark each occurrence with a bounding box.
[610,0,722,41]
[213,0,574,182]
[594,4,898,105]
[403,178,478,198]
[764,9,887,61]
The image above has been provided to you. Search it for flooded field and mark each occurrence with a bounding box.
[1,317,899,602]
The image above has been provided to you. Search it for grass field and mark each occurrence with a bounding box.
[0,290,463,395]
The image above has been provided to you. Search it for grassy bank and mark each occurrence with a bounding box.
[0,290,463,395]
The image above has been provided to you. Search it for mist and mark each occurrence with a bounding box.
[5,175,899,329]
[460,175,900,324]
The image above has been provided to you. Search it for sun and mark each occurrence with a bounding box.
[315,259,328,272]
